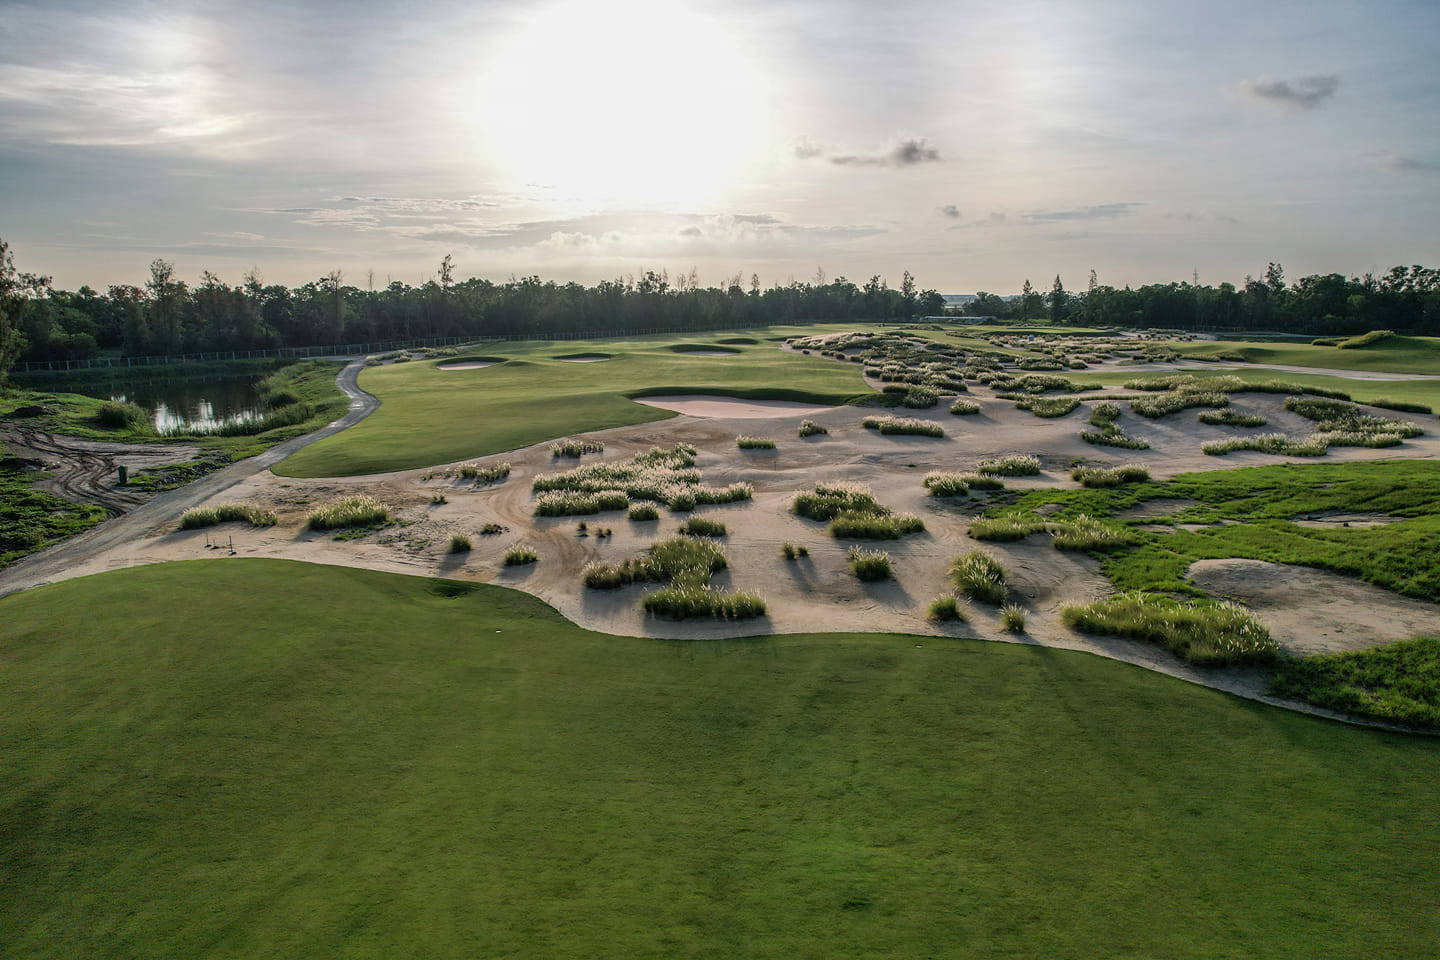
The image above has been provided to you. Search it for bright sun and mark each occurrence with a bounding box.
[480,0,772,206]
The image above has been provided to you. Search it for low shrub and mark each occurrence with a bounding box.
[502,545,537,566]
[848,546,893,581]
[307,496,391,531]
[448,533,472,553]
[862,415,945,437]
[736,435,776,450]
[798,419,827,437]
[1016,396,1080,418]
[1061,593,1279,665]
[480,522,505,535]
[1071,464,1150,488]
[96,400,150,431]
[627,504,658,521]
[781,542,809,560]
[552,438,605,457]
[678,516,727,538]
[1000,603,1028,633]
[949,398,981,415]
[178,503,278,529]
[949,551,1008,603]
[977,454,1041,477]
[927,594,965,622]
[1268,637,1440,728]
[829,510,925,539]
[1199,410,1267,427]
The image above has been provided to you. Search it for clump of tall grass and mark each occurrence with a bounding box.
[1082,429,1151,450]
[1369,398,1432,415]
[582,536,727,589]
[642,583,767,620]
[480,522,505,535]
[1199,410,1267,427]
[178,503,278,529]
[923,472,971,497]
[968,516,1044,542]
[1089,402,1121,426]
[1203,433,1337,457]
[862,415,945,437]
[552,438,605,457]
[307,496,391,531]
[736,435,776,450]
[1016,396,1080,418]
[1284,397,1424,439]
[1061,593,1278,665]
[460,462,511,484]
[96,400,150,431]
[627,504,658,521]
[1071,464,1150,488]
[533,442,745,510]
[829,511,925,539]
[949,551,1008,604]
[448,533,472,553]
[927,594,965,621]
[533,489,630,516]
[157,402,314,438]
[977,454,1041,477]
[678,516,727,538]
[1131,391,1229,418]
[1000,603,1028,632]
[798,419,827,437]
[901,386,939,408]
[792,481,883,520]
[781,542,809,560]
[949,398,981,415]
[1047,515,1134,551]
[847,546,893,581]
[502,545,538,566]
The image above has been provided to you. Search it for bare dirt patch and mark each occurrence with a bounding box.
[1188,558,1440,654]
[1290,512,1403,529]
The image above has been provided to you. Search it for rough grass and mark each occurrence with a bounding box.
[178,504,279,529]
[642,583,767,620]
[583,536,727,589]
[552,439,605,458]
[306,496,391,531]
[1199,410,1267,427]
[736,435,776,450]
[96,399,150,431]
[1270,637,1440,728]
[847,546,893,581]
[5,556,1440,957]
[534,490,630,516]
[1000,603,1027,633]
[922,472,971,497]
[448,533,473,553]
[828,510,924,539]
[1336,329,1394,349]
[627,504,658,521]
[678,517,727,538]
[781,542,809,560]
[459,462,511,484]
[1015,396,1080,418]
[1131,391,1229,418]
[948,398,981,415]
[792,482,883,521]
[949,551,1008,604]
[968,516,1044,542]
[797,419,827,437]
[1062,594,1279,665]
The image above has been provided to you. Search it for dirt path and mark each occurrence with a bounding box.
[0,360,376,596]
[0,426,201,516]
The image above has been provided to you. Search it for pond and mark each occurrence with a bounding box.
[74,374,268,433]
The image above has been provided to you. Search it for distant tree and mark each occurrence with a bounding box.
[900,270,917,318]
[1020,278,1044,319]
[1049,274,1068,322]
[1087,269,1098,294]
[146,258,186,353]
[0,238,45,380]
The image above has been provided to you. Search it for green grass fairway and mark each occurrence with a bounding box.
[1068,365,1440,409]
[1173,334,1440,375]
[276,332,874,477]
[3,559,1437,959]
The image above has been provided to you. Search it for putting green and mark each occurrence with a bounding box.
[3,559,1437,959]
[276,331,874,477]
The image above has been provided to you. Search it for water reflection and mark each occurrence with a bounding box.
[79,374,266,432]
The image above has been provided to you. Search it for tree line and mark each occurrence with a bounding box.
[2,237,1438,375]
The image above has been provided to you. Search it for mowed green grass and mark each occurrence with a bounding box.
[3,559,1438,959]
[276,332,874,477]
[1173,334,1440,375]
[1068,365,1440,409]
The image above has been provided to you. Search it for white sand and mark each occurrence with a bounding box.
[633,396,841,418]
[437,361,498,370]
[1188,559,1440,654]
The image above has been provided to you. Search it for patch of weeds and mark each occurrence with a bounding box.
[502,545,538,566]
[307,496,391,531]
[949,551,1007,604]
[927,594,965,621]
[1062,593,1278,666]
[847,546,893,581]
[179,504,278,529]
[978,454,1041,477]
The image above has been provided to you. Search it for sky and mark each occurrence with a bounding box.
[1,0,1438,294]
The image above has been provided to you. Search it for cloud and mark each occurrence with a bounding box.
[792,138,823,160]
[335,196,499,213]
[938,204,961,219]
[1024,202,1142,223]
[1239,74,1340,110]
[830,138,942,167]
[1376,153,1440,174]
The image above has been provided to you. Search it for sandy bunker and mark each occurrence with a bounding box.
[632,395,842,418]
[437,360,499,370]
